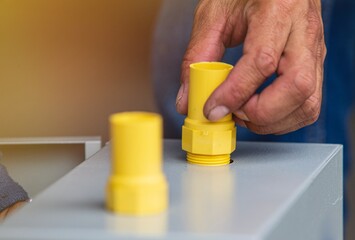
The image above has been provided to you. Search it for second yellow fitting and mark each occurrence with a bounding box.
[106,112,168,215]
[182,62,236,166]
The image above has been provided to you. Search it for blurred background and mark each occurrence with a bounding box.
[0,0,160,221]
[0,0,159,142]
[0,0,354,238]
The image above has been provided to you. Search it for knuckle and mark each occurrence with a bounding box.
[306,11,322,37]
[254,47,278,78]
[293,70,316,99]
[244,1,261,19]
[300,95,321,122]
[194,0,209,18]
[276,0,294,13]
[307,9,322,26]
[195,0,232,23]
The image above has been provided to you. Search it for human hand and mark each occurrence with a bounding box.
[0,201,27,221]
[176,0,326,134]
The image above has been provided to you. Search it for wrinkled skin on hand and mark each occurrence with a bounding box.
[176,0,326,135]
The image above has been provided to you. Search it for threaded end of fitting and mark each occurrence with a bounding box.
[186,152,230,166]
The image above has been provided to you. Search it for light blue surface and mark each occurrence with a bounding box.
[0,140,343,240]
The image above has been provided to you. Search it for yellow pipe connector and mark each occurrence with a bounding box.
[182,62,237,166]
[107,112,168,215]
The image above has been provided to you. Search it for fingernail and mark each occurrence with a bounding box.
[207,105,230,121]
[175,84,184,107]
[235,110,250,121]
[233,116,247,128]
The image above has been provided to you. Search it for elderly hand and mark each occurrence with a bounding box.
[176,0,326,134]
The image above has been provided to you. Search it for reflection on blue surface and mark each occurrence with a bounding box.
[182,163,235,232]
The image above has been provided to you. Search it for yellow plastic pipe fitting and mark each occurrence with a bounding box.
[182,62,237,166]
[106,112,168,215]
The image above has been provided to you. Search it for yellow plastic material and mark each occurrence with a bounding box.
[182,62,236,166]
[106,112,168,215]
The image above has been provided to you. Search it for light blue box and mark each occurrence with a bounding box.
[0,140,343,240]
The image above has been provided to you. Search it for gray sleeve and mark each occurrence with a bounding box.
[0,164,29,212]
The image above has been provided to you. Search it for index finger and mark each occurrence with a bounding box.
[204,2,292,121]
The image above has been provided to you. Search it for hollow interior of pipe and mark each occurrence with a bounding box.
[110,112,160,125]
[190,62,233,71]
